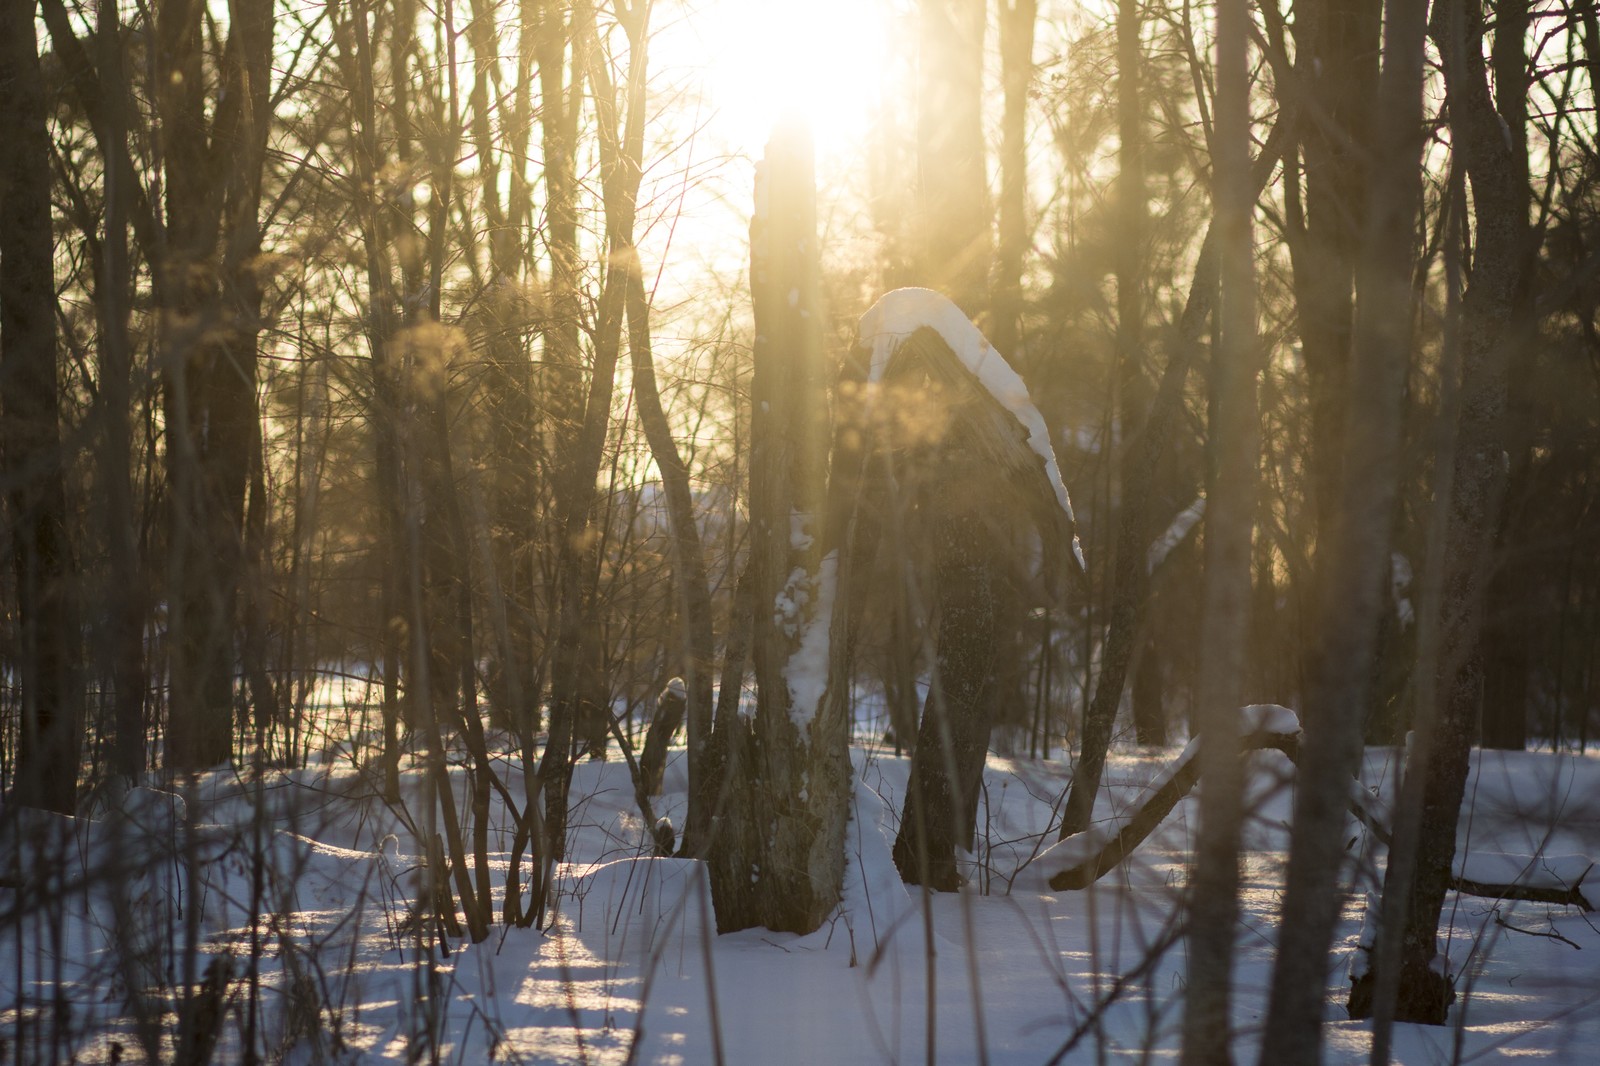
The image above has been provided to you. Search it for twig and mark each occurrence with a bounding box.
[1493,911,1582,950]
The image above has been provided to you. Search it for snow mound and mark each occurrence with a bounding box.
[833,776,914,953]
[561,857,714,960]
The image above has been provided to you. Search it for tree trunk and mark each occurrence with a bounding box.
[916,0,991,316]
[336,0,407,801]
[1,0,80,813]
[1480,564,1531,750]
[1113,0,1169,750]
[1287,0,1381,570]
[1476,0,1535,754]
[706,123,853,935]
[639,681,685,796]
[1180,0,1260,1052]
[1367,0,1535,1028]
[893,497,998,891]
[468,0,539,736]
[89,0,147,782]
[993,0,1036,361]
[625,265,717,847]
[157,0,276,771]
[534,0,650,905]
[1060,121,1290,839]
[1259,0,1431,1055]
[535,0,585,752]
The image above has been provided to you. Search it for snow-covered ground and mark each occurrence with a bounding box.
[5,731,1600,1063]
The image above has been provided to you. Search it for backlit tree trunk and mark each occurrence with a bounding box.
[1363,0,1537,1027]
[917,0,991,316]
[157,0,276,771]
[705,123,853,934]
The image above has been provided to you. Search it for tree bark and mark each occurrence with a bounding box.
[1,0,80,813]
[533,0,650,910]
[917,0,991,317]
[91,0,147,782]
[626,265,717,847]
[893,494,998,891]
[1181,0,1260,1053]
[705,123,853,935]
[1259,0,1430,1055]
[336,0,407,802]
[1286,0,1382,569]
[1114,0,1168,750]
[993,0,1036,361]
[469,0,539,736]
[157,0,277,771]
[1475,0,1535,754]
[1364,0,1536,1028]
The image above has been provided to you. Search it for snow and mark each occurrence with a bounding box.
[1242,702,1303,737]
[8,725,1600,1063]
[1350,891,1380,979]
[788,508,815,551]
[783,550,838,728]
[1148,496,1206,573]
[1455,850,1593,892]
[1391,551,1415,628]
[858,288,1079,533]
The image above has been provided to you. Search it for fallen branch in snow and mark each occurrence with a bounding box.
[1042,714,1597,912]
[1454,860,1595,912]
[1048,707,1301,891]
[1492,909,1584,948]
[1336,792,1596,912]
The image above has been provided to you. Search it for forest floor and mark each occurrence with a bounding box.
[6,710,1600,1064]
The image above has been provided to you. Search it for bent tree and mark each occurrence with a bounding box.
[705,125,1084,930]
[855,295,1084,891]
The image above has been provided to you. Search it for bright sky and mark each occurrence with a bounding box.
[652,0,898,168]
[635,0,905,345]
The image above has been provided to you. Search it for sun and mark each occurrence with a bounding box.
[661,0,897,166]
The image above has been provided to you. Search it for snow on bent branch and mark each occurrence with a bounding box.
[784,289,1085,734]
[857,287,1087,573]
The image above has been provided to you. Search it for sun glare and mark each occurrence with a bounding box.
[666,0,895,165]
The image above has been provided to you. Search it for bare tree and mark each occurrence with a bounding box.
[917,0,991,317]
[2,0,80,813]
[154,0,278,770]
[705,122,852,934]
[994,0,1036,362]
[1260,0,1431,1054]
[1180,0,1260,1055]
[1354,0,1540,1028]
